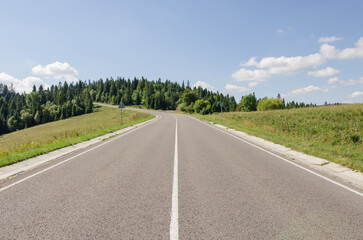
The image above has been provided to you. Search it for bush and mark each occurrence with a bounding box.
[237,93,257,112]
[7,116,17,132]
[257,98,284,111]
[181,89,197,107]
[179,102,195,113]
[194,99,211,114]
[20,111,33,127]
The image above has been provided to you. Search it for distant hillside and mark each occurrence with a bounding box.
[0,78,236,135]
[0,82,93,135]
[1,76,327,136]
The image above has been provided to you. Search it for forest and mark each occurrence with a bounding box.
[0,77,236,135]
[0,81,93,135]
[0,77,317,135]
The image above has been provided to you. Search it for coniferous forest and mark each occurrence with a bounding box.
[0,77,237,135]
[0,81,93,135]
[0,76,321,136]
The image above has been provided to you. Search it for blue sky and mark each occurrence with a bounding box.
[1,0,363,104]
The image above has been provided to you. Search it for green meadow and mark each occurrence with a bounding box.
[195,104,363,172]
[0,106,154,167]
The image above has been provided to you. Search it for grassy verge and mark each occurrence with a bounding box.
[193,104,363,172]
[0,106,154,167]
[128,105,148,109]
[127,105,180,113]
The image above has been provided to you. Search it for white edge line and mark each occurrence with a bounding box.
[0,115,161,193]
[189,116,363,198]
[170,117,179,240]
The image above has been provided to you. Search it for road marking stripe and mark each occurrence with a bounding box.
[192,116,363,198]
[0,116,161,193]
[170,118,179,240]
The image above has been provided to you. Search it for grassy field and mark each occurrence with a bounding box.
[194,104,363,172]
[0,106,154,167]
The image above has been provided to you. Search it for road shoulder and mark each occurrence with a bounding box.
[0,115,158,182]
[193,117,363,192]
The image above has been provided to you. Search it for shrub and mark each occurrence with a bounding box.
[194,99,211,114]
[237,93,257,112]
[257,98,284,111]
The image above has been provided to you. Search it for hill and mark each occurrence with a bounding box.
[195,104,363,172]
[0,106,153,167]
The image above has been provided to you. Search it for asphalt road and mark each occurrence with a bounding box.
[0,110,362,239]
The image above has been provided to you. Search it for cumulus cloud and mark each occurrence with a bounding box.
[328,77,339,84]
[250,54,325,75]
[32,61,79,82]
[287,85,328,96]
[242,57,258,67]
[0,72,49,93]
[308,67,339,77]
[340,79,363,86]
[248,82,259,87]
[0,61,79,93]
[348,91,363,98]
[233,37,363,82]
[225,84,250,92]
[231,68,270,82]
[327,77,363,86]
[239,53,326,78]
[320,37,363,59]
[319,44,339,59]
[318,36,342,43]
[193,81,215,90]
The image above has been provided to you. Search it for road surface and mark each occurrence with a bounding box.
[0,110,362,239]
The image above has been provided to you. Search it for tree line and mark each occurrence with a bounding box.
[236,93,317,112]
[0,82,93,135]
[0,77,317,135]
[0,77,237,135]
[87,77,237,114]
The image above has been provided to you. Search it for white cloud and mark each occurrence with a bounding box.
[0,72,49,93]
[225,84,250,92]
[318,36,342,43]
[248,82,259,87]
[308,67,339,77]
[257,54,326,75]
[328,77,339,84]
[340,78,363,86]
[348,91,363,98]
[32,61,79,82]
[320,37,363,59]
[290,85,328,96]
[233,37,363,82]
[319,44,339,59]
[277,29,284,34]
[327,77,363,86]
[340,80,356,86]
[193,81,215,90]
[242,57,258,67]
[231,68,270,81]
[240,54,326,77]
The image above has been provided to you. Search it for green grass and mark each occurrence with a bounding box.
[194,104,363,172]
[128,105,148,109]
[127,105,179,113]
[0,106,154,167]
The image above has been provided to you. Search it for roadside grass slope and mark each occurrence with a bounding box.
[0,106,154,167]
[195,104,363,172]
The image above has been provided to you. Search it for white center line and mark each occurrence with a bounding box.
[170,118,179,240]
